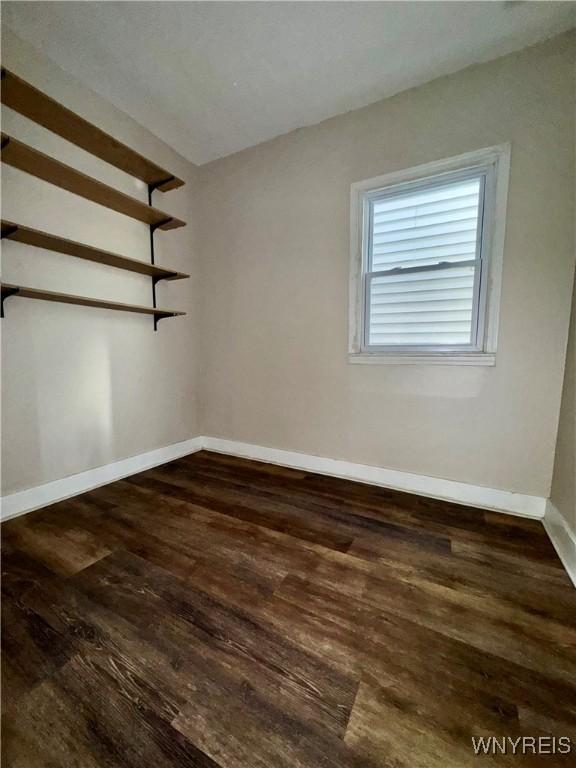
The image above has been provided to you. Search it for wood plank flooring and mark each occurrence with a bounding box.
[2,450,575,766]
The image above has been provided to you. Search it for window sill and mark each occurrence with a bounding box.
[348,352,496,366]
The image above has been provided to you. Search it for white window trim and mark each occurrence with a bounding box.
[348,144,511,366]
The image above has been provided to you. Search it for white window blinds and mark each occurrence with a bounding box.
[365,173,486,350]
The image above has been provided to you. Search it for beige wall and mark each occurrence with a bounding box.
[1,30,201,495]
[551,273,576,534]
[2,30,574,504]
[197,32,576,498]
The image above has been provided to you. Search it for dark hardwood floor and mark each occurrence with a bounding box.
[2,450,575,766]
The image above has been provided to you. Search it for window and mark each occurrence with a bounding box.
[349,146,510,365]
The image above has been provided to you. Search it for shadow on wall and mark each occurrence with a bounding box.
[2,299,116,493]
[35,304,116,485]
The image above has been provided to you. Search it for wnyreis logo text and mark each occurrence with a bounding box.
[471,736,572,756]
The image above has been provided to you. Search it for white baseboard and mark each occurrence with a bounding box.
[543,502,576,588]
[0,437,203,522]
[5,434,571,584]
[202,437,546,519]
[0,434,546,523]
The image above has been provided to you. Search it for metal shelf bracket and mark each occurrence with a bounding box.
[1,286,20,317]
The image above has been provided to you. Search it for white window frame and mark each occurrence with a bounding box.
[349,145,511,365]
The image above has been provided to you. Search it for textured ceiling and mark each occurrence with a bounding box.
[4,1,575,165]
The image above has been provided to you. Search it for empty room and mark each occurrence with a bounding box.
[1,1,576,765]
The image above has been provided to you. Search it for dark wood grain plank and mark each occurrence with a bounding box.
[2,654,221,768]
[2,449,575,767]
[72,550,358,738]
[269,574,576,721]
[172,673,357,768]
[1,595,74,708]
[1,543,55,601]
[2,511,112,576]
[345,676,573,768]
[126,466,354,552]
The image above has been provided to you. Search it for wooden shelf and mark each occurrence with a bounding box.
[1,68,184,192]
[1,71,188,331]
[1,134,186,231]
[1,282,185,320]
[1,220,189,282]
